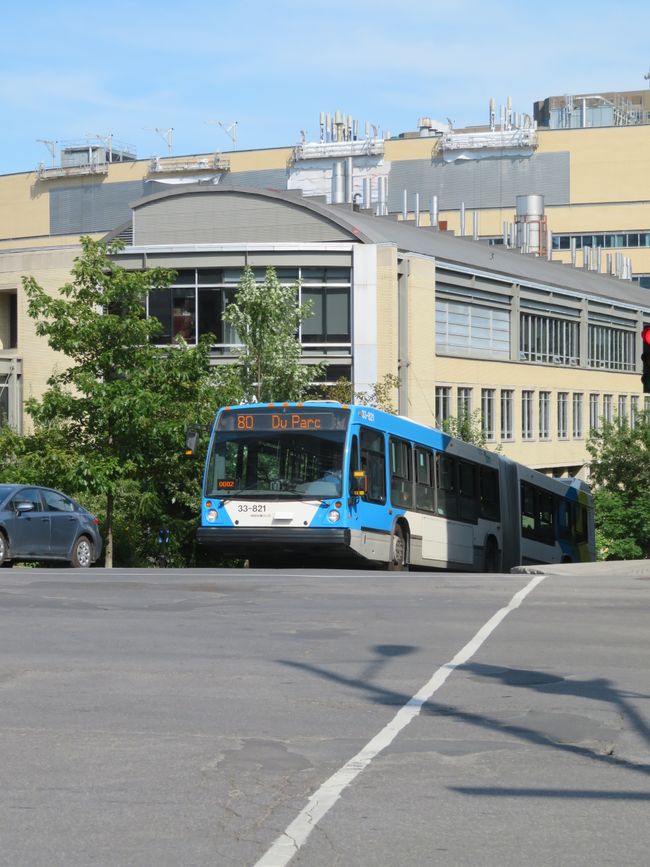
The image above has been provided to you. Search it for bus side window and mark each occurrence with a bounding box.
[521,482,536,536]
[360,427,386,504]
[558,500,571,540]
[415,447,435,513]
[573,503,588,544]
[537,491,555,545]
[435,453,458,519]
[458,460,477,522]
[479,466,500,521]
[521,481,555,545]
[389,438,414,509]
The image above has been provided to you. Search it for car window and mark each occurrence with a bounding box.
[11,488,43,512]
[42,490,76,512]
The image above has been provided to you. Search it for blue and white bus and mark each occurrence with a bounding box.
[193,401,595,570]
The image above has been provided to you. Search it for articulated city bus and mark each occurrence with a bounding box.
[192,402,595,570]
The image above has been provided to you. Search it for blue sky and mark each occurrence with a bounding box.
[1,0,649,175]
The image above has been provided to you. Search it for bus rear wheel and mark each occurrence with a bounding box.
[388,525,408,572]
[484,537,500,573]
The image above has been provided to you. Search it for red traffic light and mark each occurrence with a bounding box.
[643,327,650,347]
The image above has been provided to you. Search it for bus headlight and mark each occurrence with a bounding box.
[207,509,218,522]
[327,509,341,523]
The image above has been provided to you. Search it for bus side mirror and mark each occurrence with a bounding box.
[352,470,367,498]
[184,428,199,457]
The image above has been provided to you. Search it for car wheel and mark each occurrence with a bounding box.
[0,531,10,567]
[388,525,408,571]
[70,536,93,568]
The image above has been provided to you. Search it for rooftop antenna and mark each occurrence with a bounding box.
[144,127,173,155]
[207,119,238,149]
[37,139,57,166]
[645,66,650,88]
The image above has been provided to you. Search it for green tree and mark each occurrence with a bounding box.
[21,236,236,566]
[223,266,321,402]
[587,413,650,560]
[319,373,400,414]
[442,409,490,448]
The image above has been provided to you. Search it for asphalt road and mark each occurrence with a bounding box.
[0,563,648,867]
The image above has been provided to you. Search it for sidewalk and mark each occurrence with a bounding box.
[512,559,650,578]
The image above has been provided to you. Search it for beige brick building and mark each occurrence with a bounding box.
[2,89,650,476]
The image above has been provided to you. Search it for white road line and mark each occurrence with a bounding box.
[253,573,547,867]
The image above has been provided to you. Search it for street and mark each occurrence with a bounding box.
[0,563,648,866]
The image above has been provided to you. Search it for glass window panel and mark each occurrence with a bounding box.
[301,289,324,338]
[0,375,8,427]
[325,288,350,338]
[198,269,224,285]
[270,268,299,283]
[221,288,238,345]
[170,269,195,286]
[148,289,172,343]
[198,288,223,341]
[172,288,196,341]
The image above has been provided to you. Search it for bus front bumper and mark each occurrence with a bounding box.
[196,526,351,559]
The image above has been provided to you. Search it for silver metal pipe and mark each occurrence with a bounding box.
[431,195,438,227]
[363,177,371,209]
[402,189,408,221]
[460,202,466,236]
[345,156,353,204]
[414,193,420,227]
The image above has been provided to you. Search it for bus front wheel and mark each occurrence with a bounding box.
[388,525,408,572]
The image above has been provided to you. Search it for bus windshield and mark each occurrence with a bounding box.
[205,429,347,498]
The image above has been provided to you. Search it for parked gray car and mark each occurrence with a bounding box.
[0,484,103,568]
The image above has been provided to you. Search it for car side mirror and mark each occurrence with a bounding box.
[15,501,35,514]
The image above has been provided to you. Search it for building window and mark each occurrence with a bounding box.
[147,266,351,353]
[301,286,350,344]
[552,231,650,251]
[589,394,600,432]
[522,391,534,440]
[617,395,627,421]
[631,395,639,428]
[0,360,21,431]
[603,394,613,424]
[500,389,514,440]
[435,300,510,359]
[539,391,550,439]
[481,389,495,441]
[0,292,17,350]
[588,324,635,371]
[457,387,472,421]
[572,393,583,439]
[520,313,579,365]
[557,392,568,439]
[0,375,8,427]
[435,387,451,426]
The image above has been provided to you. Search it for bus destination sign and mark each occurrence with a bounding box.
[217,409,348,432]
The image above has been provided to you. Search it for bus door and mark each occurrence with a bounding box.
[348,426,391,546]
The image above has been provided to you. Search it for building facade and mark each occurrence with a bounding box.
[1,90,650,475]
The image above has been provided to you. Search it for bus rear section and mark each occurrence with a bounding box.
[517,467,595,565]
